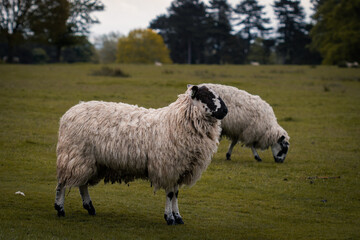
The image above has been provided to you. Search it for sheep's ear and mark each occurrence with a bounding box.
[190,85,198,98]
[278,135,285,143]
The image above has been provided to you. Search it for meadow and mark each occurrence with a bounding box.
[0,63,359,239]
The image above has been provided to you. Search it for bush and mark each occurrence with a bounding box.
[91,66,130,77]
[32,48,48,64]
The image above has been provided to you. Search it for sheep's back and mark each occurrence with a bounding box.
[202,84,278,146]
[57,101,161,175]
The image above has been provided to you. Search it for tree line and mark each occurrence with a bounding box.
[1,0,359,65]
[0,0,104,63]
[148,0,358,65]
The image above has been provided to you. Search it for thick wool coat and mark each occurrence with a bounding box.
[56,91,221,191]
[201,83,289,150]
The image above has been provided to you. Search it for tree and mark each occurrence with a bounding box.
[206,0,233,64]
[95,32,122,63]
[0,0,36,62]
[30,0,74,62]
[62,37,96,63]
[310,0,360,64]
[247,38,276,64]
[310,0,326,11]
[116,29,172,64]
[273,0,309,64]
[0,0,104,63]
[150,0,209,64]
[32,0,104,62]
[233,0,271,61]
[67,0,104,35]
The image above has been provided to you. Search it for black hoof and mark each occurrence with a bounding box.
[83,201,96,215]
[173,212,184,224]
[255,156,262,162]
[226,153,231,160]
[164,214,176,225]
[54,203,65,217]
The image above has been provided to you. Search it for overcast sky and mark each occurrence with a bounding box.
[90,0,313,39]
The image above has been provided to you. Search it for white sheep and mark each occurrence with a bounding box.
[54,85,228,225]
[200,83,289,163]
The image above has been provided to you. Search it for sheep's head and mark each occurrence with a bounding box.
[271,136,289,163]
[188,84,228,120]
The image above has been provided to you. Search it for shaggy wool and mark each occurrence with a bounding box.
[56,89,222,192]
[200,83,289,150]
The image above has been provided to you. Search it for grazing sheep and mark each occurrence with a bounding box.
[54,85,228,225]
[200,83,289,163]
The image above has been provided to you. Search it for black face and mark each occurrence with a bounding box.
[191,85,228,120]
[273,136,289,163]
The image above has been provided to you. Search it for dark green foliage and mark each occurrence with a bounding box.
[205,0,233,64]
[62,38,97,63]
[233,0,271,61]
[247,38,276,64]
[0,0,37,62]
[0,0,104,63]
[32,48,49,64]
[150,0,247,64]
[310,0,360,64]
[31,0,73,62]
[273,0,313,64]
[150,0,209,64]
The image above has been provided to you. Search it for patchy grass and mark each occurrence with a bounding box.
[0,64,359,239]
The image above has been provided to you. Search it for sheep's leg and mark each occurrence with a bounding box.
[251,147,262,162]
[172,185,184,224]
[79,185,96,215]
[54,184,66,217]
[226,139,238,160]
[164,188,176,225]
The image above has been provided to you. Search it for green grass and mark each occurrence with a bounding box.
[0,64,359,239]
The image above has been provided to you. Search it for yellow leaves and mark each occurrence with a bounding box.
[117,29,172,64]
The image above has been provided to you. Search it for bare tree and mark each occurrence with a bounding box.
[94,31,122,63]
[0,0,36,62]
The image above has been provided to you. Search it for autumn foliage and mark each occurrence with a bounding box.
[116,29,172,64]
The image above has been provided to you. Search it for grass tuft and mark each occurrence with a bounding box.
[91,66,130,78]
[281,116,296,122]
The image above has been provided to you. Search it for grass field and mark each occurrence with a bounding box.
[0,64,359,239]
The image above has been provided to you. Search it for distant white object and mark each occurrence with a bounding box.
[15,191,25,196]
[155,61,162,66]
[250,61,260,66]
[346,61,359,68]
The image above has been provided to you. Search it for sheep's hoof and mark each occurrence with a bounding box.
[54,203,65,217]
[255,156,262,162]
[164,214,176,225]
[83,201,96,215]
[173,212,184,224]
[226,153,231,160]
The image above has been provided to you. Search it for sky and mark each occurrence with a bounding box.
[90,0,313,39]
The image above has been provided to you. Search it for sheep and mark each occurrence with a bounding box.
[54,85,228,225]
[200,83,289,163]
